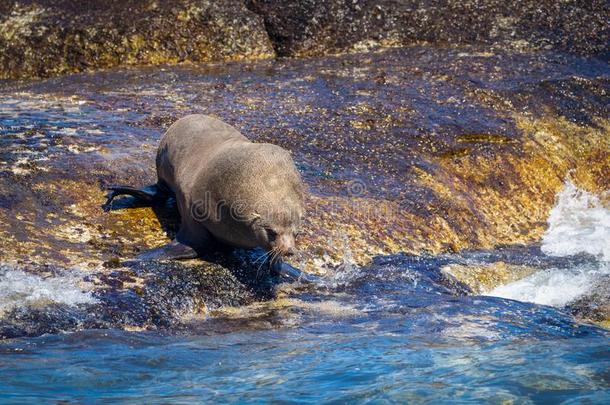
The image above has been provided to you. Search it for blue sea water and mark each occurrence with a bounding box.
[0,310,608,403]
[1,240,610,403]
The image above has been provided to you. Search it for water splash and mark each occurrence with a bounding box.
[0,265,97,315]
[487,182,609,307]
[488,264,607,307]
[319,233,363,288]
[541,181,610,261]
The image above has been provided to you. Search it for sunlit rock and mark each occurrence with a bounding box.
[441,262,539,295]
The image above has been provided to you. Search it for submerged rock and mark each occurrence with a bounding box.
[568,282,610,329]
[441,262,539,295]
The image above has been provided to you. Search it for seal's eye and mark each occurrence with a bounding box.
[265,228,278,241]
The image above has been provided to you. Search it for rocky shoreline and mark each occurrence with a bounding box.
[0,3,608,336]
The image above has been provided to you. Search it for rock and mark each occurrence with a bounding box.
[567,276,610,328]
[0,0,274,79]
[0,258,278,338]
[0,45,608,336]
[247,0,609,58]
[0,46,608,272]
[441,262,539,294]
[1,1,608,79]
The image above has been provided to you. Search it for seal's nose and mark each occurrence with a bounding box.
[276,233,297,257]
[283,247,297,257]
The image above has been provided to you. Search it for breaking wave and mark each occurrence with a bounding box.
[0,265,97,315]
[487,182,609,307]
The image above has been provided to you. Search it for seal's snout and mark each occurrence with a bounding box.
[282,246,297,257]
[274,232,297,257]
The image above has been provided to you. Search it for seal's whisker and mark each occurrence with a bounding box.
[254,254,268,276]
[256,249,274,278]
[270,248,281,266]
[252,250,271,266]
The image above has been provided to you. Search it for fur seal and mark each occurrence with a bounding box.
[104,114,305,265]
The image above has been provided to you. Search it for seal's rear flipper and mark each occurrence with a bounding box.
[137,240,199,261]
[103,184,167,211]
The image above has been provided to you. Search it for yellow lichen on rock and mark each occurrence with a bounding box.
[0,177,171,268]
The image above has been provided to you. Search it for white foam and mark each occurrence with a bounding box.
[0,266,97,315]
[541,182,610,261]
[486,182,610,307]
[487,263,607,307]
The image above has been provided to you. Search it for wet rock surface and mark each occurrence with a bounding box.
[0,45,608,336]
[565,277,610,329]
[2,46,606,269]
[3,246,607,339]
[441,262,539,295]
[0,256,280,338]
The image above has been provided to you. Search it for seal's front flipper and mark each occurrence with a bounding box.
[271,261,320,284]
[103,184,166,211]
[137,240,198,261]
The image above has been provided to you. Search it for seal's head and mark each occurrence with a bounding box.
[251,204,302,258]
[248,147,305,260]
[206,143,305,259]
